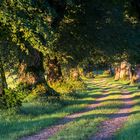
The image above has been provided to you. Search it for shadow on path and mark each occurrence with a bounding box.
[20,79,139,140]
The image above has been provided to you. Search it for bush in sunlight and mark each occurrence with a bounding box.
[86,72,94,78]
[50,78,85,96]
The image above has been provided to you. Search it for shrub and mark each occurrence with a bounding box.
[86,72,94,78]
[24,83,60,102]
[0,88,22,109]
[50,78,85,95]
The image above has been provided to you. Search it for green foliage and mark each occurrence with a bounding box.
[0,0,140,112]
[0,88,22,109]
[50,78,85,95]
[0,78,99,140]
[1,0,140,139]
[86,72,94,78]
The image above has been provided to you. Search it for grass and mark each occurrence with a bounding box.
[0,78,99,140]
[1,75,138,140]
[113,85,140,140]
[48,77,125,140]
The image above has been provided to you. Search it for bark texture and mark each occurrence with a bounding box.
[46,56,62,84]
[19,48,45,86]
[131,64,140,84]
[70,68,80,80]
[115,61,131,81]
[0,57,7,96]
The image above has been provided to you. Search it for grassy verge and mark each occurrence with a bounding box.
[0,79,98,140]
[113,84,140,140]
[48,77,124,140]
[0,76,129,140]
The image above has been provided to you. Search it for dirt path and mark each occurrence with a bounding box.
[89,90,134,140]
[20,79,133,140]
[20,79,111,140]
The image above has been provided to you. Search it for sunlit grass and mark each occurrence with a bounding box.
[0,79,100,140]
[0,76,132,140]
[48,78,124,140]
[114,85,140,140]
[49,118,104,140]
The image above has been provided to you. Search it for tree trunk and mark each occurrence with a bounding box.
[131,64,140,84]
[70,68,80,80]
[18,47,58,96]
[19,48,46,86]
[114,66,121,80]
[115,61,131,81]
[47,56,62,84]
[0,57,7,96]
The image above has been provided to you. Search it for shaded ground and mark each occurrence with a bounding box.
[20,77,136,140]
[21,79,110,140]
[89,90,134,140]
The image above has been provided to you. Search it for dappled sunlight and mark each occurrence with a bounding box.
[46,77,127,140]
[0,0,140,139]
[46,77,140,140]
[0,75,140,140]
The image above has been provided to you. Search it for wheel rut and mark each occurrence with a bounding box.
[89,90,134,140]
[20,79,132,140]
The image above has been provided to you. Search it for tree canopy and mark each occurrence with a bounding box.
[0,0,140,107]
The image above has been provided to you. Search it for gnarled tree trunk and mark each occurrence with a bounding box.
[46,56,62,84]
[18,46,58,96]
[19,48,45,86]
[114,61,131,81]
[114,66,121,80]
[119,61,130,80]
